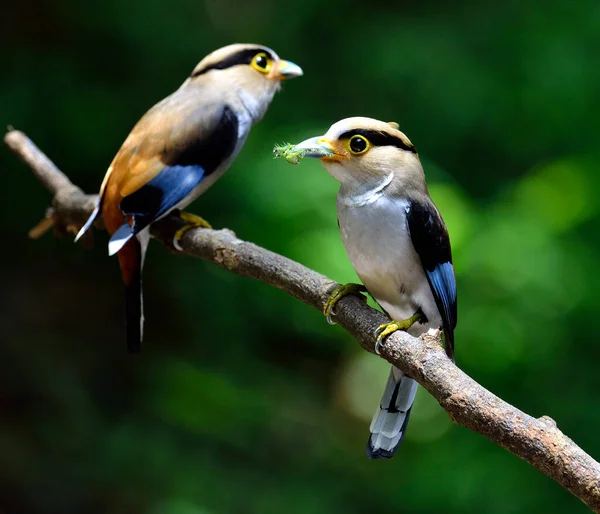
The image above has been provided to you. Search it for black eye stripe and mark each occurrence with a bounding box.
[338,129,416,153]
[192,48,275,77]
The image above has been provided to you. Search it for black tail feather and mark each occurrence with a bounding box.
[118,237,144,353]
[366,408,412,460]
[124,274,142,353]
[366,367,418,459]
[444,328,455,362]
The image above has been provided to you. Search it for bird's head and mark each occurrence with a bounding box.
[295,117,424,194]
[187,44,302,121]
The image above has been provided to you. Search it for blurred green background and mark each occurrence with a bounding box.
[2,1,600,512]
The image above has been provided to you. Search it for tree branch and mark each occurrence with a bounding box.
[6,128,600,512]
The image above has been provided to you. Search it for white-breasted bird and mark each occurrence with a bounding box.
[292,117,457,459]
[75,43,302,353]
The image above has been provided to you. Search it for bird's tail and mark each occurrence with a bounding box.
[117,231,149,353]
[367,366,418,459]
[74,200,101,243]
[444,329,455,362]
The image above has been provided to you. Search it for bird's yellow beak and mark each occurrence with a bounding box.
[294,136,335,158]
[270,60,303,80]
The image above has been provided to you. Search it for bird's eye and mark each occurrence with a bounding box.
[250,52,271,73]
[348,135,369,154]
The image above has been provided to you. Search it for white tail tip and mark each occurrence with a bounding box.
[74,203,100,243]
[108,223,134,256]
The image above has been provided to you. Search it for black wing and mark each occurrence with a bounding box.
[406,199,457,360]
[120,103,239,233]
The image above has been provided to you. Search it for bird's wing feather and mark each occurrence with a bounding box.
[100,90,239,241]
[405,198,457,358]
[110,91,239,200]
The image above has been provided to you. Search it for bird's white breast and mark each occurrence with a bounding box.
[336,192,442,335]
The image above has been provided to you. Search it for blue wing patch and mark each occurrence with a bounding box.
[121,163,205,230]
[425,261,457,336]
[108,164,206,255]
[105,104,240,256]
[405,199,457,359]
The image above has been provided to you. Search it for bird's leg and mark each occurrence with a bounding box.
[374,310,424,355]
[323,283,368,325]
[172,211,213,251]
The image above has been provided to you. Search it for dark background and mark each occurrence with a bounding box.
[2,1,600,512]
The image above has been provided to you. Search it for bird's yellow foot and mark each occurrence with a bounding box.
[323,283,367,325]
[173,211,212,251]
[374,311,423,355]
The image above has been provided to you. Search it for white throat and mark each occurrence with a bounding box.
[237,87,274,124]
[238,88,260,120]
[235,88,264,141]
[339,172,394,207]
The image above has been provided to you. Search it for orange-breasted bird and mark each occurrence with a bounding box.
[75,43,303,352]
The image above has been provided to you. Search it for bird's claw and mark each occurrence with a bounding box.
[323,283,367,325]
[172,211,212,251]
[374,321,401,354]
[325,304,336,325]
[373,311,423,355]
